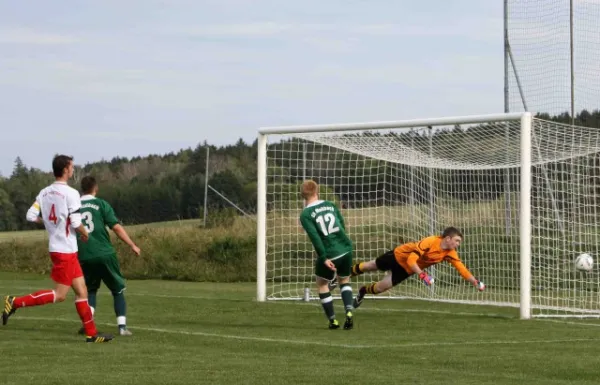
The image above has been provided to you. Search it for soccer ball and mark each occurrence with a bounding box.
[575,253,594,272]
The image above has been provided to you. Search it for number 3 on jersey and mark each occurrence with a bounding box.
[82,211,95,233]
[315,213,339,236]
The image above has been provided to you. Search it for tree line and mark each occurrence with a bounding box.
[1,109,600,231]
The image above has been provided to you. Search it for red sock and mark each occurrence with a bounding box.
[75,299,97,336]
[13,290,55,309]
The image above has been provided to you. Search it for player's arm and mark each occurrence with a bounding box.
[26,200,42,224]
[406,252,434,286]
[67,190,88,241]
[406,237,435,285]
[446,254,485,291]
[112,225,140,256]
[104,202,140,255]
[299,215,327,263]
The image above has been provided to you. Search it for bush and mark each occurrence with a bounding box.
[204,207,238,229]
[0,224,257,282]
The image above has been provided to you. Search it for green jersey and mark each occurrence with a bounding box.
[77,195,120,261]
[299,200,352,263]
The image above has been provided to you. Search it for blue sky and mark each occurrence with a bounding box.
[0,0,504,176]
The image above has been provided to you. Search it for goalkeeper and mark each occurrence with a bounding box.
[299,180,354,330]
[351,227,485,308]
[77,176,141,336]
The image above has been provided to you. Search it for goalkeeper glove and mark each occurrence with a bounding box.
[418,272,434,286]
[474,280,486,291]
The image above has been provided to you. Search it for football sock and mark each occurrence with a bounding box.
[319,292,336,321]
[88,291,97,315]
[351,263,365,276]
[75,299,98,337]
[365,283,378,295]
[340,283,354,312]
[113,292,127,328]
[13,290,55,309]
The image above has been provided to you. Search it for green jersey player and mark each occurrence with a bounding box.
[77,176,140,336]
[299,180,354,330]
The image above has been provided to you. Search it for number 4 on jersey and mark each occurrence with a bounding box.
[48,204,57,224]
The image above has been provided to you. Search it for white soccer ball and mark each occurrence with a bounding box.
[575,253,594,272]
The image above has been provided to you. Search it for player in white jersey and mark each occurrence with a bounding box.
[2,155,113,343]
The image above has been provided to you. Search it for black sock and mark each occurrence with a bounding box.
[340,283,353,313]
[319,292,336,321]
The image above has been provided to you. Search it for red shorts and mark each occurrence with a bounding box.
[50,252,83,286]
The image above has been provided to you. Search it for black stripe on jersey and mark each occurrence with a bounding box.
[416,240,429,256]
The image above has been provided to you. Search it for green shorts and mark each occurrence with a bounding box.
[79,254,126,294]
[314,251,353,281]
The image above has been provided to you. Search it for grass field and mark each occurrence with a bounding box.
[1,272,600,384]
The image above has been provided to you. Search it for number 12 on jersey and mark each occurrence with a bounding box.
[315,213,339,236]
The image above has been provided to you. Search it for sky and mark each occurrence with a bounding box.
[0,0,504,176]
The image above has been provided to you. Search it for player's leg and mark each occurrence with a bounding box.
[333,253,354,330]
[315,262,338,329]
[351,251,393,277]
[2,253,71,325]
[71,276,113,342]
[69,257,113,343]
[3,287,60,325]
[77,260,102,335]
[354,252,410,308]
[103,255,130,336]
[338,276,354,330]
[80,259,102,315]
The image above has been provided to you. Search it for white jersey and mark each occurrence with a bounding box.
[26,182,83,253]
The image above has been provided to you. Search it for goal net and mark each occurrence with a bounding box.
[507,0,600,118]
[257,113,600,319]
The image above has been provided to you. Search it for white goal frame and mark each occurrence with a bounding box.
[256,112,533,320]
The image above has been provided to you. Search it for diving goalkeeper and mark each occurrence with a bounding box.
[351,227,485,308]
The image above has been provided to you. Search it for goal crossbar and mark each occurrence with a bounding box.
[258,112,528,135]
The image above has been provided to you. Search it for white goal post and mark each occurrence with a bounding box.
[257,112,600,319]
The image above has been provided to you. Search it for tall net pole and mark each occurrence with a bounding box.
[570,0,575,126]
[503,0,511,236]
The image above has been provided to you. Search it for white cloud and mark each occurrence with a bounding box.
[0,27,79,45]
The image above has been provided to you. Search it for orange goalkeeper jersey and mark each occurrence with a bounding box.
[393,235,473,280]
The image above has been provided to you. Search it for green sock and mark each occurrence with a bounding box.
[340,283,353,313]
[88,291,97,312]
[318,292,336,321]
[113,291,127,328]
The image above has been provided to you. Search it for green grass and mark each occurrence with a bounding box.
[1,272,600,385]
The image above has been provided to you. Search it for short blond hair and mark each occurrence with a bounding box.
[301,180,319,200]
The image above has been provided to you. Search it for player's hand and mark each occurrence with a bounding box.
[324,259,336,272]
[474,280,485,291]
[418,272,434,286]
[131,245,141,256]
[79,231,89,243]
